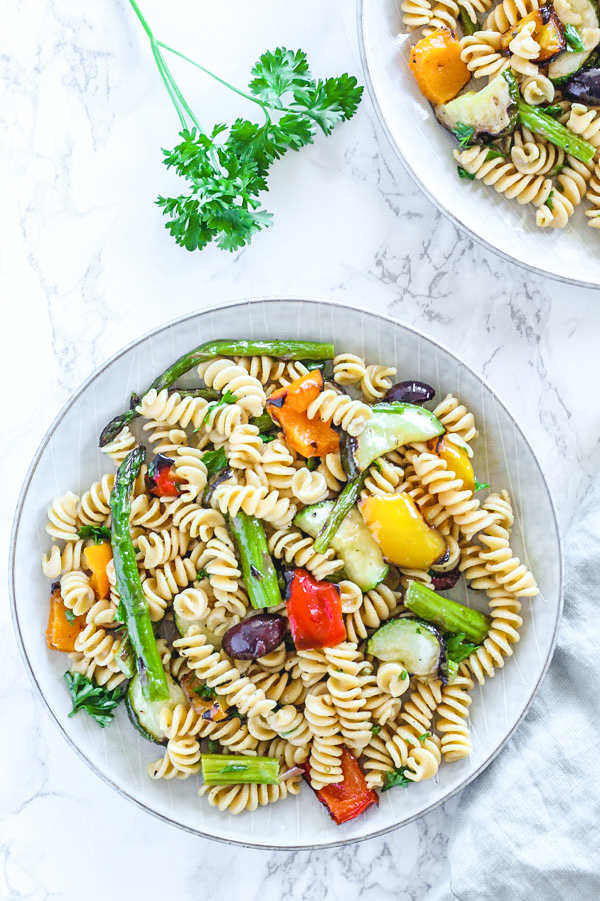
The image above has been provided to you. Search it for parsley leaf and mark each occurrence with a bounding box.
[382,768,412,791]
[249,48,313,108]
[446,631,479,665]
[64,608,76,624]
[202,390,238,425]
[77,525,112,544]
[197,569,210,581]
[539,104,562,119]
[200,447,228,478]
[63,672,125,727]
[474,477,489,493]
[485,148,505,161]
[371,724,382,735]
[564,24,585,52]
[418,732,432,743]
[452,122,475,147]
[194,683,217,700]
[457,166,475,181]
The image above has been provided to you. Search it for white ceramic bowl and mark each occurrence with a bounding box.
[358,0,600,287]
[10,297,562,848]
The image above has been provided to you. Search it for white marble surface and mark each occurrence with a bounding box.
[3,0,600,898]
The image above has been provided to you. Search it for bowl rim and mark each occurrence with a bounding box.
[9,295,564,850]
[356,0,600,290]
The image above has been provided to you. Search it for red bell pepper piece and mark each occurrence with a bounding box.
[287,569,346,650]
[146,453,181,498]
[305,748,379,825]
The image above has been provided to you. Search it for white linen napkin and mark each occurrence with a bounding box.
[447,477,600,900]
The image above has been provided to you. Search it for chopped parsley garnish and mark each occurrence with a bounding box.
[446,631,479,665]
[371,724,382,735]
[418,732,431,743]
[485,148,505,161]
[452,122,476,147]
[64,608,77,624]
[199,447,228,478]
[382,768,412,791]
[64,672,126,727]
[474,477,489,493]
[457,165,475,181]
[202,390,238,425]
[77,525,112,544]
[194,683,217,700]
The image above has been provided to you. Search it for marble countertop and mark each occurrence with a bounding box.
[3,0,600,898]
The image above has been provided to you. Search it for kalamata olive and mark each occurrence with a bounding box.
[222,613,287,659]
[383,380,436,405]
[430,565,461,592]
[563,69,600,107]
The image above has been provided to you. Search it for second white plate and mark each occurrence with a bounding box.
[358,0,600,287]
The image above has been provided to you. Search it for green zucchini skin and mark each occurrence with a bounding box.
[367,617,446,680]
[549,0,600,82]
[294,502,388,591]
[126,673,186,744]
[341,404,444,478]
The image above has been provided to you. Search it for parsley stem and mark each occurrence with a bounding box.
[151,43,187,130]
[157,41,267,110]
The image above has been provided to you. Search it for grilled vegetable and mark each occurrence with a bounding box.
[436,71,519,141]
[84,541,113,600]
[146,453,181,498]
[228,511,282,609]
[517,95,596,162]
[360,493,447,570]
[383,380,435,405]
[286,569,346,650]
[179,673,232,721]
[549,0,600,82]
[500,7,566,62]
[267,369,339,458]
[305,748,378,825]
[404,579,490,644]
[367,617,446,680]
[563,66,600,104]
[201,754,280,785]
[126,672,186,743]
[222,613,287,659]
[409,28,471,105]
[313,472,366,553]
[110,447,169,702]
[99,339,335,446]
[46,584,86,652]
[340,403,444,478]
[429,435,475,492]
[294,502,387,591]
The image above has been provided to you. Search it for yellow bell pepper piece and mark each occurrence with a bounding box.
[429,437,475,493]
[360,493,447,570]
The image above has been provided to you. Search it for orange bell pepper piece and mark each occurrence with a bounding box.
[267,369,339,458]
[46,585,86,652]
[84,541,113,600]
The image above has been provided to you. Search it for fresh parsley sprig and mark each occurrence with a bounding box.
[128,2,363,253]
[64,672,126,727]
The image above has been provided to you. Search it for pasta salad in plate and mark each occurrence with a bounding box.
[40,337,539,823]
[402,0,600,229]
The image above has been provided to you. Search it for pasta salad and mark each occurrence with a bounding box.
[403,0,600,229]
[41,338,538,823]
